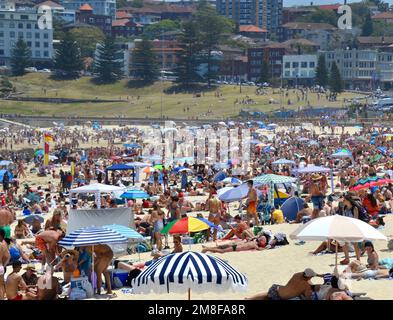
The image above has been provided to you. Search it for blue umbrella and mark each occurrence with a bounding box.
[102,224,144,243]
[59,226,127,247]
[124,143,142,149]
[173,166,186,173]
[213,171,227,182]
[132,251,248,298]
[23,214,44,224]
[120,190,150,200]
[0,160,12,166]
[222,177,242,185]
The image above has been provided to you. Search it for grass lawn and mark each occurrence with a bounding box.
[2,73,366,119]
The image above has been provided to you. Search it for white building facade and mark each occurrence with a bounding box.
[0,4,54,65]
[61,0,116,18]
[282,54,317,85]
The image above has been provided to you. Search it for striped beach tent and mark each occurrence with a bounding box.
[132,251,248,299]
[58,226,127,247]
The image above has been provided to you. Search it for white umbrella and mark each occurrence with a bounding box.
[290,215,387,266]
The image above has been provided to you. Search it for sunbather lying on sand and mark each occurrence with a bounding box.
[246,268,322,300]
[312,240,344,255]
[201,237,267,253]
[344,260,393,280]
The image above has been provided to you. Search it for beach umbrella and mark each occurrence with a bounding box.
[178,168,193,173]
[350,177,393,191]
[272,159,296,165]
[123,143,142,149]
[153,164,164,170]
[132,251,248,299]
[0,160,12,166]
[23,214,44,224]
[213,171,227,182]
[102,224,144,243]
[173,166,186,173]
[289,215,387,267]
[263,145,276,153]
[331,149,352,158]
[246,139,262,145]
[120,190,150,199]
[308,140,319,146]
[222,177,242,185]
[253,174,296,207]
[160,217,210,235]
[298,137,309,142]
[58,226,127,292]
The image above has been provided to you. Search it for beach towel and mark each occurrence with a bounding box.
[379,258,393,269]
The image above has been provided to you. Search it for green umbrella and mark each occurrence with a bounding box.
[253,174,296,185]
[153,164,163,170]
[369,154,383,164]
[160,219,179,235]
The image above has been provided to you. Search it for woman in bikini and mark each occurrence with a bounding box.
[201,236,267,254]
[14,220,30,239]
[206,190,222,241]
[149,203,164,251]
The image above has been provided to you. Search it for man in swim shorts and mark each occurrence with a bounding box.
[246,180,259,226]
[247,268,320,300]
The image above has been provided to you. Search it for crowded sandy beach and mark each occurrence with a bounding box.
[1,120,393,301]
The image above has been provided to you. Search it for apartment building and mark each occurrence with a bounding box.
[0,3,53,65]
[282,54,317,86]
[216,0,283,33]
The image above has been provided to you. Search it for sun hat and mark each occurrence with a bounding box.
[311,173,322,181]
[24,264,37,272]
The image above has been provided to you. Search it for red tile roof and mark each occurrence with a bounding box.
[79,3,93,11]
[112,19,131,27]
[116,11,132,19]
[239,25,268,33]
[372,12,393,20]
[318,5,340,11]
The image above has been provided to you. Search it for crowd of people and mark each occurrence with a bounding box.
[0,119,393,300]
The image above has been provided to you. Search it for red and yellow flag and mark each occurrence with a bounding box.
[44,133,53,142]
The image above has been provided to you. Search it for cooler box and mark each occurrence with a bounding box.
[110,269,129,287]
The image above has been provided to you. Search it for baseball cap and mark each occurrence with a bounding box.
[304,268,317,278]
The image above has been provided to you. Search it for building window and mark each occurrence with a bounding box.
[285,62,290,68]
[44,42,48,48]
[0,32,3,37]
[292,62,298,68]
[20,15,28,20]
[18,23,23,29]
[27,41,31,47]
[35,42,40,47]
[18,32,23,38]
[10,31,15,38]
[35,51,40,57]
[43,33,49,39]
[44,51,49,57]
[9,22,15,28]
[26,23,31,29]
[35,33,40,39]
[0,49,3,55]
[301,62,307,68]
[26,32,32,39]
[310,62,315,68]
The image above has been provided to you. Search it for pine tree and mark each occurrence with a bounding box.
[175,20,202,87]
[329,61,343,93]
[54,32,83,78]
[195,0,233,87]
[10,38,31,76]
[259,60,270,83]
[315,55,328,87]
[94,36,123,83]
[130,38,159,84]
[362,13,373,36]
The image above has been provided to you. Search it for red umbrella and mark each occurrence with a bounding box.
[350,178,393,191]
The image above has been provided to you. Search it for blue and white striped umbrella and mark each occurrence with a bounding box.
[58,226,128,247]
[102,224,144,243]
[132,251,248,295]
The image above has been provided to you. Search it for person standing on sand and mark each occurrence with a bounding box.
[0,229,10,300]
[206,189,222,241]
[246,180,259,226]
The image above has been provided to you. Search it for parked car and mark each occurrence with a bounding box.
[25,67,38,72]
[38,68,51,73]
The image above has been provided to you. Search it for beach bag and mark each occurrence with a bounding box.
[353,202,371,223]
[81,277,93,298]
